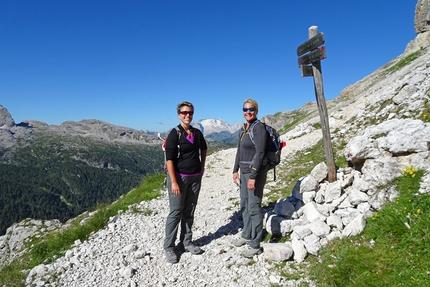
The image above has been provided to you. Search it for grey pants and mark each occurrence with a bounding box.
[239,166,268,249]
[163,173,202,251]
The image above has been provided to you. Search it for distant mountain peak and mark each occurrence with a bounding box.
[0,105,15,129]
[193,118,242,136]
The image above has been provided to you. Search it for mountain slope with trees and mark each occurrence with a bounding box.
[0,123,164,235]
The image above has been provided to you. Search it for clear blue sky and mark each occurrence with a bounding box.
[1,1,417,132]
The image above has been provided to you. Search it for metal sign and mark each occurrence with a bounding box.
[296,32,325,56]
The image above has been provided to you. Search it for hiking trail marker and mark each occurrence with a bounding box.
[297,26,336,182]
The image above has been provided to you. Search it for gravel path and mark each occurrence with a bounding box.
[26,147,316,287]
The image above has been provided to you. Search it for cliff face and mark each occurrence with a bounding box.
[0,106,15,128]
[409,0,430,54]
[0,106,34,150]
[415,0,430,33]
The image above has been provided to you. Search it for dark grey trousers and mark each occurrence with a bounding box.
[239,166,268,249]
[163,173,202,251]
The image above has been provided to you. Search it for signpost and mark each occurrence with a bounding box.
[296,32,325,56]
[297,26,336,182]
[298,46,326,66]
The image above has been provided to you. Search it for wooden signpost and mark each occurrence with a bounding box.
[297,26,336,182]
[297,32,325,57]
[298,46,326,66]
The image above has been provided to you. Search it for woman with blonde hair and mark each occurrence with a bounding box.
[232,98,268,258]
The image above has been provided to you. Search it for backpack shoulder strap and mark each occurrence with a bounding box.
[248,119,262,144]
[169,126,182,159]
[174,125,181,139]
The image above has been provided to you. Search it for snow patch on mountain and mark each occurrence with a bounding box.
[193,118,242,136]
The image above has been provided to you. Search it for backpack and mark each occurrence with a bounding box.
[160,126,181,172]
[248,120,283,180]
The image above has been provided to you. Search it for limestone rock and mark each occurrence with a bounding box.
[0,105,15,128]
[415,0,430,33]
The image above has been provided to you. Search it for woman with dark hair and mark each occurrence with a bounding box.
[163,101,207,264]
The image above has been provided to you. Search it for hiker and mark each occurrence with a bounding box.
[163,101,208,264]
[232,98,269,258]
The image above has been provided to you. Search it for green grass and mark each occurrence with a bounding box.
[278,110,313,135]
[306,166,430,287]
[384,50,423,75]
[0,173,165,287]
[420,97,430,123]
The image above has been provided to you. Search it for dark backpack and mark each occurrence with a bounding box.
[249,120,283,180]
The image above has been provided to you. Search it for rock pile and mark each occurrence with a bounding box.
[0,219,63,269]
[263,118,430,263]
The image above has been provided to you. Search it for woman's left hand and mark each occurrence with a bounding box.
[247,178,256,190]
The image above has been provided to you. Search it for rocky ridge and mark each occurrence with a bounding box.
[0,109,160,148]
[0,107,245,150]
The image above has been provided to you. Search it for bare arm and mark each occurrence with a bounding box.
[166,160,180,195]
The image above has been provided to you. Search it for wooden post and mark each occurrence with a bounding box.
[307,26,336,182]
[297,26,336,182]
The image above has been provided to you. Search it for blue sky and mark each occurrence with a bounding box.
[1,1,417,132]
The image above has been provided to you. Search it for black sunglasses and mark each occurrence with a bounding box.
[179,111,194,116]
[243,107,256,112]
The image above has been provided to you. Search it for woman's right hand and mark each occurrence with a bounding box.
[171,182,180,195]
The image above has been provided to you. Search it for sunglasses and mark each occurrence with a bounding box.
[179,111,194,116]
[243,107,256,112]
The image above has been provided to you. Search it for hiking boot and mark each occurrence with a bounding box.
[183,242,203,255]
[242,247,262,258]
[165,250,178,264]
[232,237,250,247]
